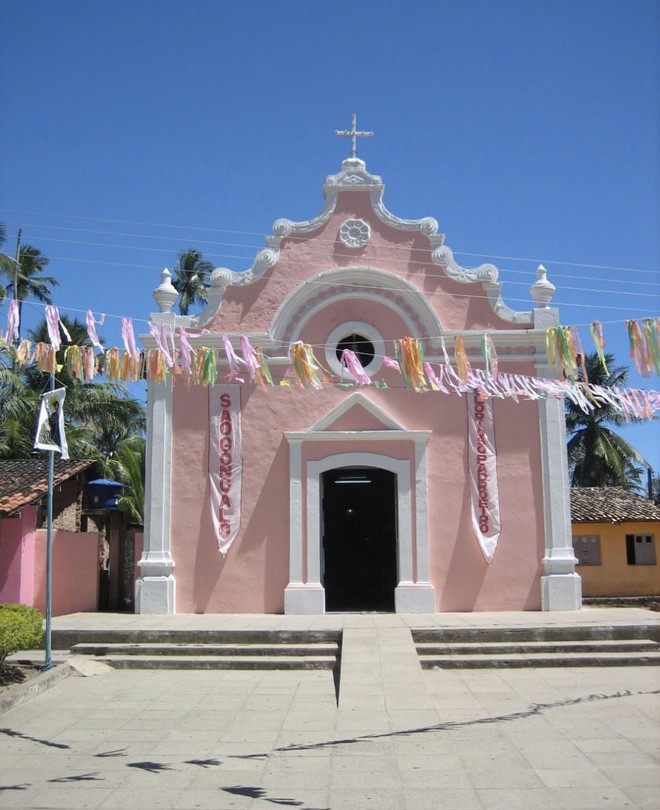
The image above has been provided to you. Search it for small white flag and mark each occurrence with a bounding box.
[34,388,69,460]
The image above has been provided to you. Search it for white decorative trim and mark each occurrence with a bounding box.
[309,453,411,585]
[310,391,407,432]
[270,266,443,348]
[188,157,532,329]
[136,380,176,614]
[284,410,433,614]
[536,376,582,611]
[325,158,384,189]
[324,321,385,377]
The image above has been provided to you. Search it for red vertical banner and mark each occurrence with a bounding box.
[468,394,501,564]
[209,385,242,556]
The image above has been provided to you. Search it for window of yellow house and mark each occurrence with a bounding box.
[625,534,656,566]
[572,535,601,566]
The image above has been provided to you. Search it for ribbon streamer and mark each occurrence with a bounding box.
[4,299,19,344]
[86,310,105,350]
[341,348,372,385]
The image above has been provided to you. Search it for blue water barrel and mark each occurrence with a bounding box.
[88,479,123,509]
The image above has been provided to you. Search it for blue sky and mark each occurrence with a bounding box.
[1,0,658,472]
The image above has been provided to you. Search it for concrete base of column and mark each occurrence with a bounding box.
[541,572,582,611]
[284,583,325,614]
[135,575,176,614]
[395,582,436,613]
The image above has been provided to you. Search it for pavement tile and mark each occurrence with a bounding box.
[598,764,660,786]
[97,786,188,809]
[261,769,331,790]
[328,786,406,809]
[332,754,398,772]
[623,784,660,809]
[403,787,482,810]
[20,786,117,809]
[537,767,618,789]
[573,735,646,753]
[547,785,641,808]
[476,787,563,809]
[330,763,402,787]
[399,768,472,790]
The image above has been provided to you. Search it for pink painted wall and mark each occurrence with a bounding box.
[209,190,530,337]
[33,530,100,616]
[0,507,37,605]
[166,182,546,613]
[171,376,544,612]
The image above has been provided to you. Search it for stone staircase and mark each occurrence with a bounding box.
[57,629,341,671]
[51,622,660,673]
[413,625,660,669]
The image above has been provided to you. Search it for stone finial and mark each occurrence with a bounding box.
[530,264,556,308]
[153,268,179,313]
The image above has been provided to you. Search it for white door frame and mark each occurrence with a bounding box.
[284,432,436,613]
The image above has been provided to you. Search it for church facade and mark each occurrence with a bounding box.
[136,152,581,615]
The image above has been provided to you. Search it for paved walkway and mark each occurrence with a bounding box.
[1,609,659,809]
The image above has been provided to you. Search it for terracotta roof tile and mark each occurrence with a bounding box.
[570,487,660,524]
[0,459,97,515]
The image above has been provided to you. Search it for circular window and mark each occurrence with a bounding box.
[336,333,375,367]
[339,219,370,249]
[325,321,384,378]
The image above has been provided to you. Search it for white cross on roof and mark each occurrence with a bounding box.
[334,113,373,159]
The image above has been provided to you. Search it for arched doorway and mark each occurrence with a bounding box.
[322,466,398,611]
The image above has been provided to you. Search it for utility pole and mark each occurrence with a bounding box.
[14,227,21,301]
[45,373,55,671]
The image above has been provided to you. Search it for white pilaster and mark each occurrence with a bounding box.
[537,367,581,611]
[394,440,436,613]
[284,439,325,613]
[135,379,175,614]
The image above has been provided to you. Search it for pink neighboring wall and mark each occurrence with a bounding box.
[33,530,100,616]
[0,507,37,605]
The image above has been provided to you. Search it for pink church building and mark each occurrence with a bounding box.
[136,147,581,615]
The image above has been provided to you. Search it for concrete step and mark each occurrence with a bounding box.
[53,628,342,649]
[86,654,337,671]
[412,625,660,644]
[71,641,339,657]
[416,639,660,656]
[420,650,660,668]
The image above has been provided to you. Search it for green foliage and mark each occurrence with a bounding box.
[566,352,650,491]
[0,222,16,302]
[109,435,146,525]
[172,249,214,315]
[0,316,146,462]
[0,604,44,670]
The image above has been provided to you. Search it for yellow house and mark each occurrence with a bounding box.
[571,487,660,598]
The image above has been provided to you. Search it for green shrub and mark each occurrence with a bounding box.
[0,604,44,671]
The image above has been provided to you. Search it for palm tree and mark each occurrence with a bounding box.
[12,245,59,335]
[25,317,145,454]
[566,352,650,491]
[0,317,145,461]
[109,435,146,525]
[0,222,18,303]
[171,249,214,315]
[0,345,35,457]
